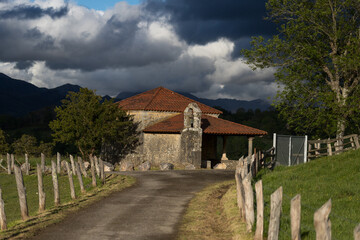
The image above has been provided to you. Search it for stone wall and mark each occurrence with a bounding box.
[142,133,181,166]
[180,128,202,168]
[128,110,179,130]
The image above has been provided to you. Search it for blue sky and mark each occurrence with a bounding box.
[76,0,141,10]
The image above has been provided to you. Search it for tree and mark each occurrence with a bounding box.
[0,129,9,154]
[12,134,37,155]
[243,0,360,140]
[49,88,139,163]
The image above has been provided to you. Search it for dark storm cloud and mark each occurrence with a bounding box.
[0,1,277,101]
[44,16,182,71]
[15,60,34,70]
[145,0,276,44]
[0,4,68,20]
[0,4,182,71]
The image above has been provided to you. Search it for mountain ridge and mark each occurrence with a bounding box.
[115,91,271,113]
[0,72,271,116]
[0,73,81,116]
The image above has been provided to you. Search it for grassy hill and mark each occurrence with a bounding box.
[256,149,360,239]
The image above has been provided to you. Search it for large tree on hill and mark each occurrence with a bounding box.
[243,0,360,140]
[49,88,139,163]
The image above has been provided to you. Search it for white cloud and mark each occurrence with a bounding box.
[0,0,276,101]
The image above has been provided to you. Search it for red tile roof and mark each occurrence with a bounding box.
[116,87,222,114]
[143,113,268,136]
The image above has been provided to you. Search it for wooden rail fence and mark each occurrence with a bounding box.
[308,134,360,159]
[235,153,360,239]
[0,152,106,231]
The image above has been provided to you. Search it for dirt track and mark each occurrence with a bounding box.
[32,170,234,240]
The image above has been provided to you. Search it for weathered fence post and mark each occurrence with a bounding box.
[235,165,245,218]
[291,194,301,240]
[70,155,76,176]
[25,153,29,175]
[37,163,46,212]
[56,152,61,174]
[90,155,97,187]
[14,165,29,220]
[254,180,264,240]
[78,156,87,178]
[0,188,7,230]
[7,153,11,174]
[354,135,360,149]
[41,153,45,173]
[314,199,331,240]
[99,159,105,184]
[51,161,60,206]
[75,162,85,193]
[354,224,360,240]
[327,140,333,156]
[243,174,254,232]
[268,186,283,240]
[254,149,259,176]
[11,154,15,171]
[94,155,100,177]
[65,161,76,200]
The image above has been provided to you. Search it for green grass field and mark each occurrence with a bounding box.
[0,155,135,238]
[0,172,97,227]
[255,148,360,239]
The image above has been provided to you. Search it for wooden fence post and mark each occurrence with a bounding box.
[0,188,7,230]
[268,186,283,240]
[242,174,254,232]
[235,166,245,219]
[25,153,29,175]
[11,154,15,172]
[254,180,264,240]
[94,155,100,177]
[37,163,46,212]
[254,149,259,176]
[7,153,11,174]
[327,140,333,156]
[78,156,87,178]
[354,135,360,149]
[51,161,60,206]
[314,199,331,240]
[41,153,45,173]
[291,194,301,240]
[65,161,76,199]
[90,155,97,187]
[100,159,105,184]
[75,162,85,193]
[70,155,76,176]
[56,152,61,174]
[354,224,360,240]
[14,165,29,220]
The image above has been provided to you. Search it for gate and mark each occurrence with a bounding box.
[273,134,308,166]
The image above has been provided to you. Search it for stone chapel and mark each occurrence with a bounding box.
[116,87,267,168]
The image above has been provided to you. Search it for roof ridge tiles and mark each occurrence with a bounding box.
[116,86,222,114]
[144,86,163,110]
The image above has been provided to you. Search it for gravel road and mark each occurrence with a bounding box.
[32,170,234,240]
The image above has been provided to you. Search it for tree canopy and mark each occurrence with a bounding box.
[11,134,38,155]
[243,0,360,139]
[0,128,9,154]
[49,88,139,163]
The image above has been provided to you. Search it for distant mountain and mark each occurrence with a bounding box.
[115,91,271,113]
[0,73,81,116]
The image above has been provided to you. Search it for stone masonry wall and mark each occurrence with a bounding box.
[180,128,202,168]
[128,110,179,130]
[142,133,181,166]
